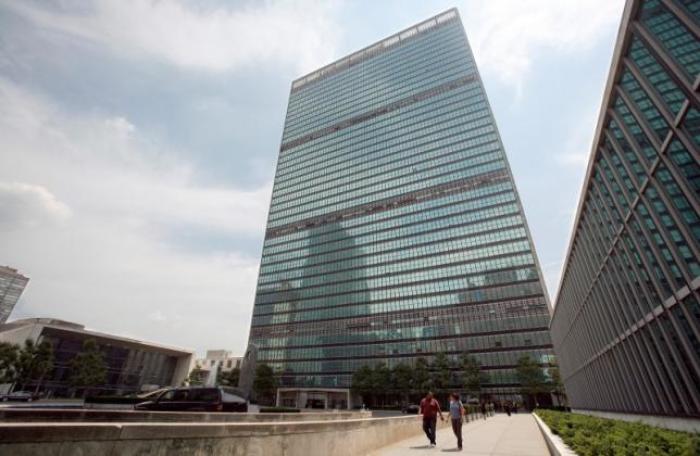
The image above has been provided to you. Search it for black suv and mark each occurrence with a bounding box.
[134,387,247,412]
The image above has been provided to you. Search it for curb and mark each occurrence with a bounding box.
[532,413,577,456]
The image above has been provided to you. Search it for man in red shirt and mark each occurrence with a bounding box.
[419,391,444,446]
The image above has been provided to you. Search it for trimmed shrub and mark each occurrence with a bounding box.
[537,409,700,456]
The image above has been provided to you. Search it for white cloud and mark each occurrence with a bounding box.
[0,182,71,230]
[0,78,270,354]
[462,0,625,93]
[4,0,341,74]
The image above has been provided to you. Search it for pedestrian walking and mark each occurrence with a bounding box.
[480,401,487,420]
[505,402,511,416]
[419,391,444,447]
[449,393,465,451]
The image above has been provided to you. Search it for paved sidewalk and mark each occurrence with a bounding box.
[370,414,549,456]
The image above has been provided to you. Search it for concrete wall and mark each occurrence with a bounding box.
[0,409,371,423]
[0,415,421,456]
[573,409,700,434]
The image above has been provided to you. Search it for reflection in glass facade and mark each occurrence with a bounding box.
[551,0,700,419]
[248,9,554,399]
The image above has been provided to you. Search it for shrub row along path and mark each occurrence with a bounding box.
[371,413,549,455]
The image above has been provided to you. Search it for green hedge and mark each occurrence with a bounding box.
[537,410,700,456]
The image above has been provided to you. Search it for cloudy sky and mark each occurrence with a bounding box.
[0,0,625,355]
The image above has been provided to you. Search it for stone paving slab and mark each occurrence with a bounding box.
[370,413,549,456]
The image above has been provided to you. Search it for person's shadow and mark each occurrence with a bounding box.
[441,449,461,452]
[409,445,433,449]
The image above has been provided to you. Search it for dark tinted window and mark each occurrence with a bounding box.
[188,388,220,401]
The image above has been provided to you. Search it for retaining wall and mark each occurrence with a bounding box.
[0,415,421,456]
[0,408,369,423]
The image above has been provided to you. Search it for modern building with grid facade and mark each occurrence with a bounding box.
[550,0,700,425]
[247,9,555,408]
[0,266,29,324]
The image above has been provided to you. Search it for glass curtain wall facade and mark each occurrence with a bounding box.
[248,9,554,400]
[550,0,700,419]
[0,266,29,324]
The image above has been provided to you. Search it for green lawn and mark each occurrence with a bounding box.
[536,409,700,456]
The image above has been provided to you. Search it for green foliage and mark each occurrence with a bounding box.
[13,340,54,391]
[392,363,413,399]
[538,410,700,456]
[0,342,19,383]
[218,367,240,387]
[69,339,107,397]
[516,355,547,408]
[184,366,206,386]
[413,357,431,393]
[351,365,374,398]
[547,364,566,405]
[460,354,484,397]
[431,352,451,395]
[252,364,277,405]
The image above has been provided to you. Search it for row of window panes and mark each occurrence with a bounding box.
[259,239,531,292]
[287,24,467,113]
[272,125,497,209]
[257,330,552,361]
[259,220,525,281]
[277,84,485,176]
[263,181,513,249]
[261,201,521,269]
[274,109,493,202]
[268,158,507,227]
[283,49,473,139]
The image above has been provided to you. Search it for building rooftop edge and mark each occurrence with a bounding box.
[0,266,29,279]
[290,7,460,90]
[550,0,637,322]
[0,317,195,356]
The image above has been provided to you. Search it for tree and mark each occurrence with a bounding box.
[548,364,566,406]
[370,364,391,406]
[69,339,107,398]
[252,364,277,405]
[351,365,374,406]
[516,355,547,410]
[413,357,432,395]
[31,341,54,394]
[184,366,206,386]
[431,352,451,398]
[13,340,53,392]
[460,354,485,399]
[392,363,413,404]
[0,342,18,384]
[218,367,240,387]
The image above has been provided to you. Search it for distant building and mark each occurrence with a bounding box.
[550,0,700,427]
[190,350,243,385]
[247,8,555,409]
[0,266,29,324]
[194,349,243,372]
[0,318,193,396]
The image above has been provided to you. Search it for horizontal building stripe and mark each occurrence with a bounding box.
[281,74,477,151]
[265,169,508,239]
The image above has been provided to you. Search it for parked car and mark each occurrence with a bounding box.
[134,387,247,412]
[401,404,420,414]
[2,391,40,402]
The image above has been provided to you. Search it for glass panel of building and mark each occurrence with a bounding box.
[247,9,555,401]
[550,0,700,419]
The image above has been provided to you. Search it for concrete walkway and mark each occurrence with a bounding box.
[370,414,549,456]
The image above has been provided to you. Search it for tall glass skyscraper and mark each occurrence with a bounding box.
[550,0,700,423]
[247,9,554,407]
[0,266,29,324]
